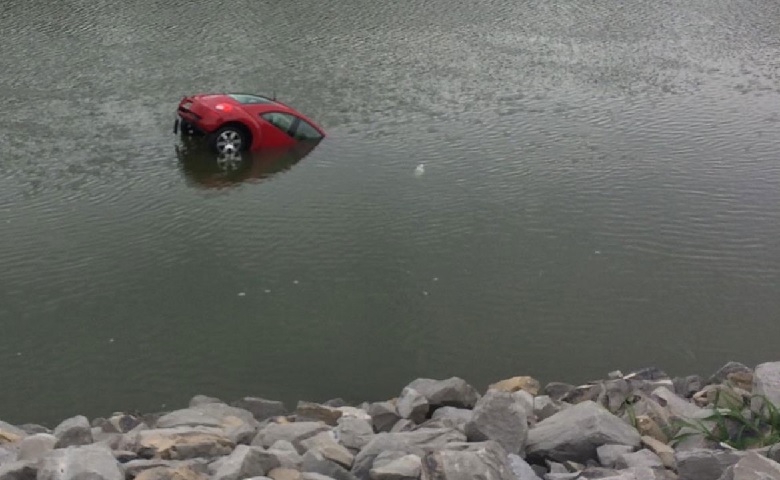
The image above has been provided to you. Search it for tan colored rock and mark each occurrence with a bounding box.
[0,421,26,444]
[134,466,207,480]
[489,376,541,395]
[295,402,343,426]
[641,435,676,470]
[692,385,743,409]
[635,415,668,444]
[727,371,753,392]
[267,468,301,480]
[136,428,235,460]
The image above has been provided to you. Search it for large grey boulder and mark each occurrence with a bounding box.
[134,427,235,460]
[54,416,93,448]
[526,401,641,463]
[465,390,528,455]
[156,404,259,444]
[614,449,663,470]
[709,362,752,385]
[352,429,465,480]
[252,422,330,451]
[300,432,354,468]
[420,441,515,480]
[38,445,123,480]
[122,459,209,478]
[404,378,480,409]
[301,449,357,480]
[751,361,780,412]
[189,395,223,408]
[231,398,288,422]
[596,445,635,468]
[396,389,429,424]
[335,417,374,451]
[718,451,780,480]
[675,448,743,480]
[266,440,304,468]
[369,453,420,480]
[367,403,400,433]
[651,387,702,422]
[210,445,280,480]
[0,447,16,466]
[17,434,56,462]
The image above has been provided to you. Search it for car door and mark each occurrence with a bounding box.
[259,111,298,148]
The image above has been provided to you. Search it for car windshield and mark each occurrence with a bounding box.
[228,94,275,104]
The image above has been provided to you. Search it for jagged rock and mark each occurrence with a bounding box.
[189,395,223,408]
[651,387,703,422]
[675,448,743,480]
[335,417,374,451]
[635,416,667,444]
[396,389,429,424]
[692,385,744,409]
[38,445,123,480]
[301,449,356,480]
[102,414,143,434]
[615,449,663,470]
[600,380,632,413]
[267,468,301,480]
[640,436,675,470]
[296,403,343,426]
[543,383,576,402]
[301,474,338,480]
[507,454,542,480]
[751,361,780,412]
[489,377,541,396]
[673,376,703,399]
[122,459,209,478]
[526,401,641,463]
[625,368,670,382]
[134,465,207,480]
[209,445,280,480]
[336,408,372,423]
[352,429,465,479]
[0,447,16,465]
[403,378,480,409]
[726,372,753,393]
[252,422,330,451]
[709,362,752,385]
[367,403,400,433]
[267,440,303,468]
[18,425,49,436]
[17,433,56,462]
[596,445,635,468]
[301,432,354,468]
[54,416,93,448]
[389,420,415,433]
[718,451,780,480]
[369,453,420,480]
[429,408,472,432]
[420,441,515,480]
[231,398,288,422]
[111,450,137,463]
[0,422,26,445]
[156,404,259,444]
[533,396,562,422]
[562,384,604,405]
[465,390,528,455]
[0,461,36,480]
[135,427,235,460]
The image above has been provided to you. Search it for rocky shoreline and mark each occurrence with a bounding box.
[2,362,780,480]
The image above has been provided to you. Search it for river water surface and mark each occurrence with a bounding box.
[1,0,780,424]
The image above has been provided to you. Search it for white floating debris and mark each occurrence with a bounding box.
[423,290,429,296]
[264,289,271,293]
[433,277,438,281]
[293,280,299,284]
[414,164,425,177]
[595,250,601,255]
[16,352,21,356]
[109,338,115,343]
[238,292,246,297]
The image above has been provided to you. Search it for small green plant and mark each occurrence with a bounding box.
[670,392,780,450]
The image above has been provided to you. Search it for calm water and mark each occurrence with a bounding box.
[1,0,780,425]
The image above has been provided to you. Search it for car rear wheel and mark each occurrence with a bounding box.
[209,126,249,154]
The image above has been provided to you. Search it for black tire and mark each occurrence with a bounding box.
[209,125,249,154]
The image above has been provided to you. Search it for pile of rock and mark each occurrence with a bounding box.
[2,361,780,480]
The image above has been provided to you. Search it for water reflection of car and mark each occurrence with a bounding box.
[176,137,321,189]
[174,93,325,155]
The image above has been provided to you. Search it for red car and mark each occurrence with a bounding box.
[174,93,325,154]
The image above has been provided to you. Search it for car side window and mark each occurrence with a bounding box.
[260,112,296,135]
[292,119,323,140]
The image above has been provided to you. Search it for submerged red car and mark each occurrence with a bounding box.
[174,93,325,154]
